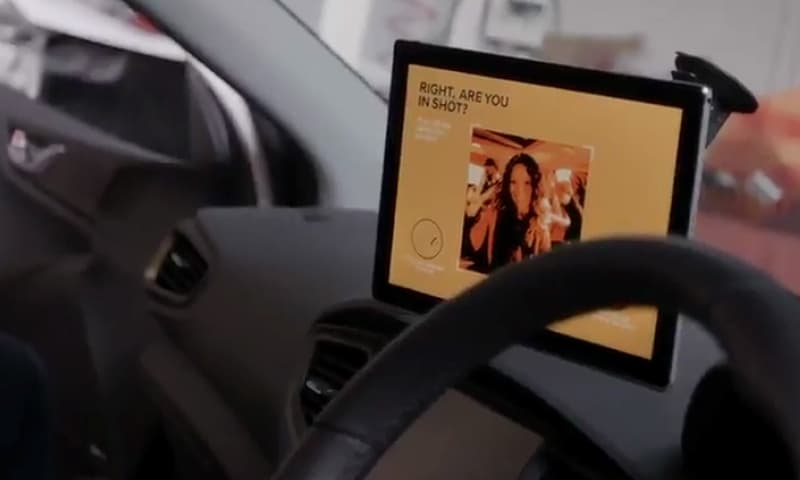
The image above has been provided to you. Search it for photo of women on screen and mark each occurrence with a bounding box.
[460,127,592,274]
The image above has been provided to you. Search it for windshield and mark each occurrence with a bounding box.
[280,0,796,99]
[281,0,800,291]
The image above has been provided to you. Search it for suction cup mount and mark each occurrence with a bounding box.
[672,51,758,147]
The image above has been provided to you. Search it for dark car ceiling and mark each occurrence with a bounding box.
[127,0,387,209]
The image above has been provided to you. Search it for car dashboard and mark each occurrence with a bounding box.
[140,207,723,480]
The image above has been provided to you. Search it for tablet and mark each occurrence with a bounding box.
[373,41,710,387]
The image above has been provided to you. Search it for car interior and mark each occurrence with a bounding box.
[1,1,799,480]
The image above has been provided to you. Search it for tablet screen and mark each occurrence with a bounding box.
[388,64,686,360]
[374,42,708,386]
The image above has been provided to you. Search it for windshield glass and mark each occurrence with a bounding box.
[280,0,797,98]
[281,0,800,291]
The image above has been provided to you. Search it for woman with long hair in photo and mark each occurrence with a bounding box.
[492,153,545,267]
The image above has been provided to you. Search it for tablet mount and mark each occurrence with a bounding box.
[518,52,759,480]
[671,51,759,147]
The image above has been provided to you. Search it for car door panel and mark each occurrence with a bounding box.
[0,80,256,478]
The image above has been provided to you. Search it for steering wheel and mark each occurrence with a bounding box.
[274,237,800,479]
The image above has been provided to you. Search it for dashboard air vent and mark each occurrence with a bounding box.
[146,233,208,300]
[300,340,370,424]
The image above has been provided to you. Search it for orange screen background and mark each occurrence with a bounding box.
[389,65,685,359]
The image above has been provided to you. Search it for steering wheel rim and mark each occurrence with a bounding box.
[274,237,800,479]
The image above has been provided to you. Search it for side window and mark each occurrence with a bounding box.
[0,0,319,207]
[0,1,190,159]
[44,35,189,159]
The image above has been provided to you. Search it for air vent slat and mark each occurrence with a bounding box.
[147,233,208,301]
[299,393,327,424]
[308,364,352,387]
[299,389,329,410]
[300,340,370,425]
[314,352,364,374]
[157,269,188,291]
[316,342,369,366]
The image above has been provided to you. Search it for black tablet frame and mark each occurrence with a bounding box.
[373,40,709,388]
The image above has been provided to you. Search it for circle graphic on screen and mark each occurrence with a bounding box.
[411,218,444,259]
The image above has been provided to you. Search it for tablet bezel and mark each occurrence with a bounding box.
[373,40,709,388]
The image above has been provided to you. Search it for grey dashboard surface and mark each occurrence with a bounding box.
[150,207,381,461]
[493,325,721,480]
[150,207,721,477]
